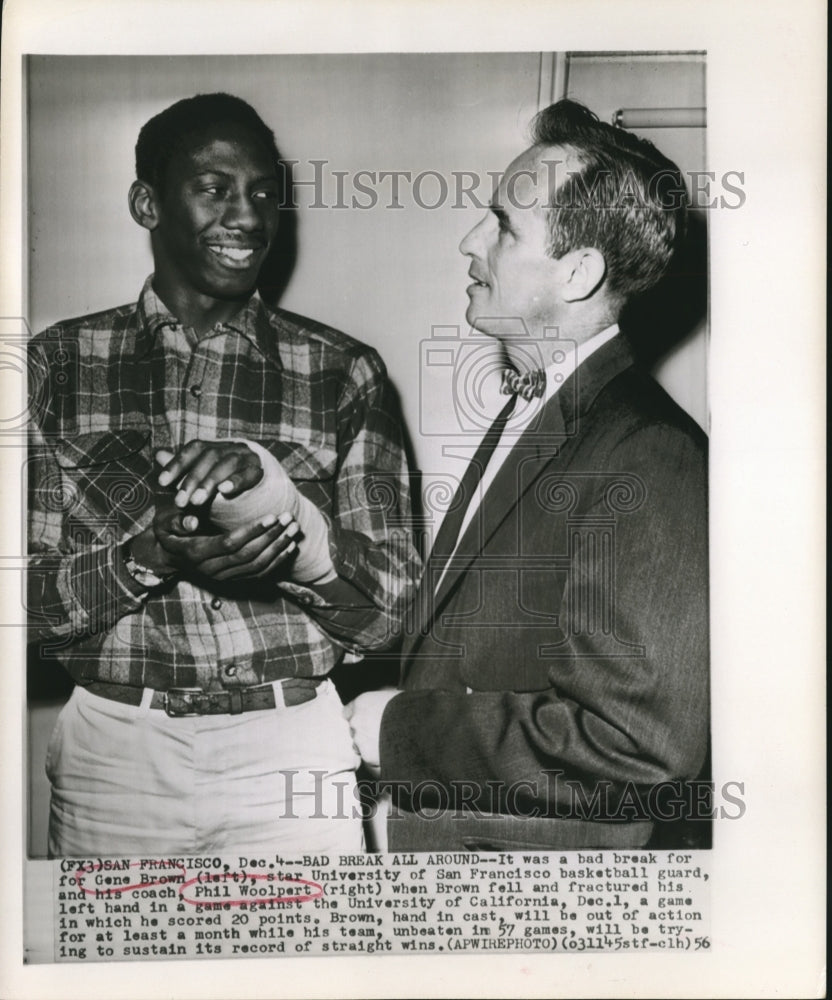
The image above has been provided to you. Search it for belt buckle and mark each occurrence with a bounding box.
[164,687,206,718]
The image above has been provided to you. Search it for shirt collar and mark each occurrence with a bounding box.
[541,322,620,406]
[134,276,283,368]
[506,322,620,434]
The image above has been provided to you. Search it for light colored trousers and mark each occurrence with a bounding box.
[46,679,364,858]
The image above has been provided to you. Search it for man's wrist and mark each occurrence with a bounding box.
[121,536,177,590]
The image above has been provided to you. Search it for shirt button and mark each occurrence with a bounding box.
[210,597,223,610]
[190,384,202,398]
[224,664,237,678]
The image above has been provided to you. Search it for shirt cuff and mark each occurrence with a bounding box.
[66,543,153,632]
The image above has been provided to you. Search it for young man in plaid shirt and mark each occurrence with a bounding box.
[28,93,418,857]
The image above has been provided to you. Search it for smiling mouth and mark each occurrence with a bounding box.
[207,245,261,269]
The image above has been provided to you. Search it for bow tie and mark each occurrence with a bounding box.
[500,367,546,401]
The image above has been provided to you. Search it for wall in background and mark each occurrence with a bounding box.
[563,51,708,429]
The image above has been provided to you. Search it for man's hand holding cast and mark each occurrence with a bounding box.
[345,689,399,776]
[124,441,301,584]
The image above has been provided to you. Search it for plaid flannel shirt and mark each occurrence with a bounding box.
[28,279,419,692]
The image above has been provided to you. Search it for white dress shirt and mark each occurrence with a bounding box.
[435,323,620,593]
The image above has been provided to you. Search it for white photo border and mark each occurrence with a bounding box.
[1,2,826,998]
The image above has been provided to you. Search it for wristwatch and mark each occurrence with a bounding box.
[122,539,176,589]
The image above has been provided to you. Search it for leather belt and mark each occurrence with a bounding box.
[82,678,323,717]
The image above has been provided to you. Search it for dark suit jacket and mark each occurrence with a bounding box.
[380,336,709,850]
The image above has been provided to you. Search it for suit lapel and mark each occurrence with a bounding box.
[405,335,638,660]
[431,391,569,612]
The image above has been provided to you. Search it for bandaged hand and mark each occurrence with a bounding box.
[157,441,336,585]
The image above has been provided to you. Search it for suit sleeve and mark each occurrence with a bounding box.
[380,423,709,813]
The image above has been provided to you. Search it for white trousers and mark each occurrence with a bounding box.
[46,680,364,858]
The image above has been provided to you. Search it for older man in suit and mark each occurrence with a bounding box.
[348,99,708,851]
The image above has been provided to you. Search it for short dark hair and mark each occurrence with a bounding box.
[135,92,280,194]
[530,99,687,301]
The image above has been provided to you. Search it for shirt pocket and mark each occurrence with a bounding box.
[53,427,155,537]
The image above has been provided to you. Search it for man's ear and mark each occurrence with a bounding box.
[128,180,160,231]
[559,247,606,302]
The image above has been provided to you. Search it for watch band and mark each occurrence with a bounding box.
[122,540,176,589]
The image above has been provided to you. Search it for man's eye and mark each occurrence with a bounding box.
[252,189,278,200]
[492,212,510,235]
